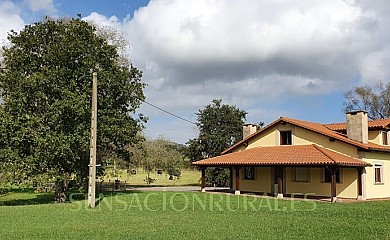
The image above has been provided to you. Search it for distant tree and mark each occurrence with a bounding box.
[187,99,247,186]
[344,81,390,119]
[127,137,184,185]
[0,18,146,202]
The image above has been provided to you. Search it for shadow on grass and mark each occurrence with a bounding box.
[0,192,55,206]
[68,190,146,207]
[0,189,145,207]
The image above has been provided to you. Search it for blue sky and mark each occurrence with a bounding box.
[57,0,149,19]
[1,0,390,143]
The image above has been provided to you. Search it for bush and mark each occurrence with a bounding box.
[206,168,230,187]
[144,177,155,185]
[0,188,9,194]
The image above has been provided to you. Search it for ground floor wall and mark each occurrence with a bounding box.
[235,167,272,193]
[232,166,360,199]
[285,167,358,198]
[364,152,390,199]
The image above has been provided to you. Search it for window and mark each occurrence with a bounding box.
[244,167,256,180]
[291,167,310,182]
[323,168,341,183]
[383,131,388,145]
[374,164,384,184]
[280,131,292,145]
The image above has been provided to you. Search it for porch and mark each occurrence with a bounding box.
[201,166,365,202]
[193,145,371,203]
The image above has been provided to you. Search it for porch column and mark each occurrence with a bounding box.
[330,166,337,203]
[229,167,233,192]
[276,166,284,199]
[235,167,241,195]
[201,168,206,192]
[357,167,366,200]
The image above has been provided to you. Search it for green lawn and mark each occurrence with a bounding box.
[104,169,201,187]
[1,191,390,239]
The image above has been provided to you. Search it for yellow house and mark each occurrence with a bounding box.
[192,111,390,202]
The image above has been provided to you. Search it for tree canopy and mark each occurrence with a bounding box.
[0,18,146,201]
[187,99,247,186]
[344,81,390,119]
[187,99,247,161]
[126,136,185,184]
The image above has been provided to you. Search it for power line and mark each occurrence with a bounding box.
[140,99,198,126]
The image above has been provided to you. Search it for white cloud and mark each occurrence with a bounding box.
[359,48,390,84]
[23,0,56,13]
[83,0,390,142]
[82,12,121,28]
[0,1,24,44]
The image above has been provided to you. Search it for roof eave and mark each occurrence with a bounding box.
[367,147,390,153]
[192,162,371,167]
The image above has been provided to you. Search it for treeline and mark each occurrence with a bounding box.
[123,136,191,183]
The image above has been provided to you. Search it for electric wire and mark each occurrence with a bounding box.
[140,99,198,126]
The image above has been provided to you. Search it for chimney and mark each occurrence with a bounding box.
[243,124,257,139]
[346,110,368,144]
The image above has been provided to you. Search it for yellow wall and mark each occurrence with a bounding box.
[244,123,358,158]
[232,167,272,193]
[368,130,381,144]
[364,152,390,199]
[293,126,358,157]
[246,127,278,148]
[232,167,359,198]
[285,167,357,198]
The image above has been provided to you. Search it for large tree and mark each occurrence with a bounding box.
[344,81,390,119]
[0,18,146,202]
[187,99,247,186]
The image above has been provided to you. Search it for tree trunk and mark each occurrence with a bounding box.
[54,180,67,203]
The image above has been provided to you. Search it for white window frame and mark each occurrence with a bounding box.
[277,127,294,146]
[373,162,384,184]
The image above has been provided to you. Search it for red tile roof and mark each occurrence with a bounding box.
[324,118,390,131]
[324,123,348,131]
[222,117,390,154]
[193,144,370,167]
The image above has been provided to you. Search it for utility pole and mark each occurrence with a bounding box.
[88,72,97,208]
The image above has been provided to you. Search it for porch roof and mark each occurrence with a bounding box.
[192,144,371,167]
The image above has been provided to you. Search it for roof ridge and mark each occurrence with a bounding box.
[311,144,337,165]
[324,122,344,125]
[283,118,371,148]
[324,118,390,127]
[322,124,337,132]
[281,116,316,123]
[324,118,390,124]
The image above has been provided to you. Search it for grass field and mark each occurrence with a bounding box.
[104,169,201,187]
[1,190,390,239]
